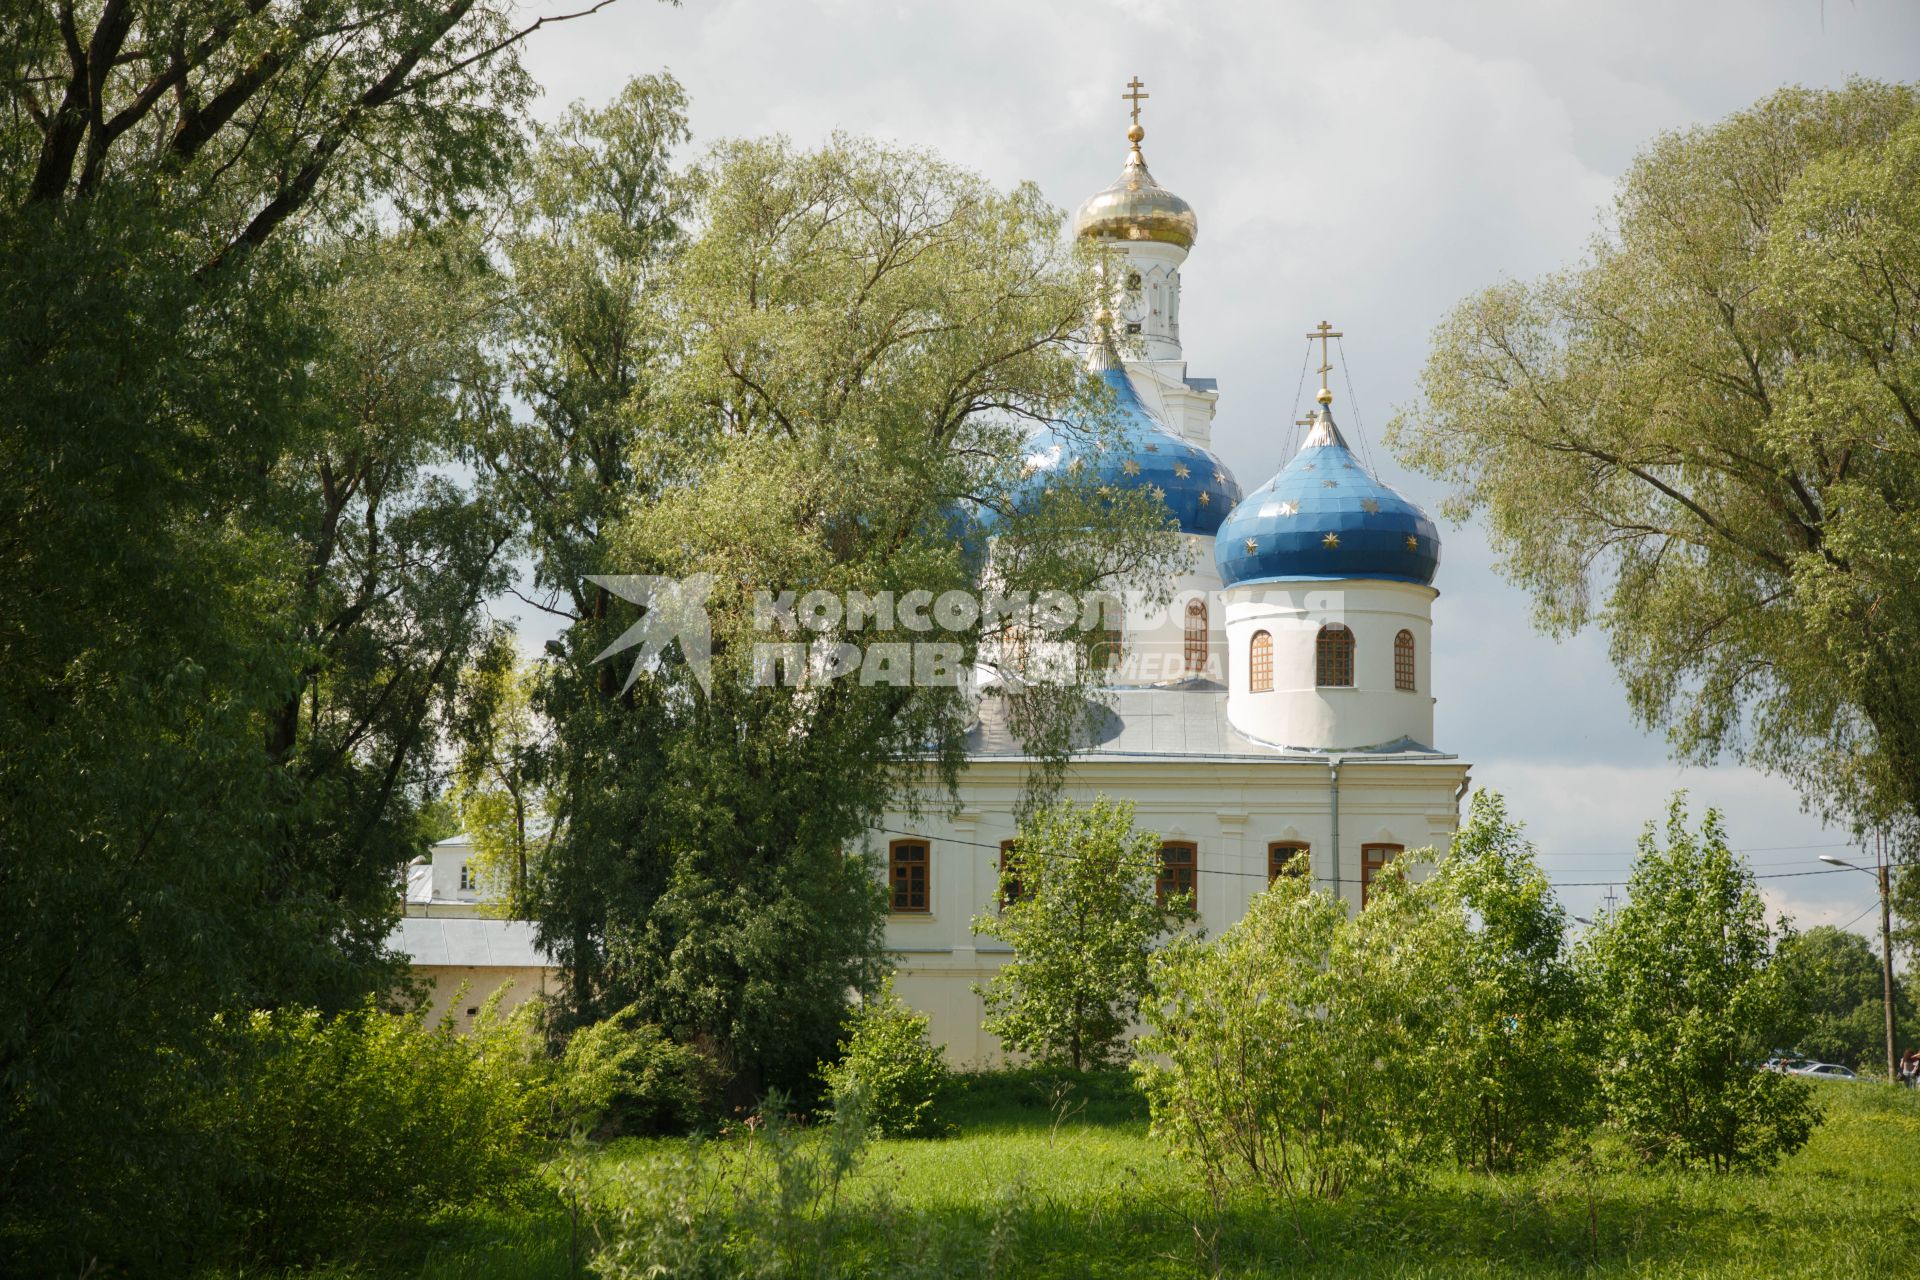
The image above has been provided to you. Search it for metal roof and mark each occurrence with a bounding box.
[963,683,1451,762]
[389,916,556,969]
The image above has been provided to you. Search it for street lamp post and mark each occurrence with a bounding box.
[1821,835,1898,1083]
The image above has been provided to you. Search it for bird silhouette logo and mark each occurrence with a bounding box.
[586,573,715,696]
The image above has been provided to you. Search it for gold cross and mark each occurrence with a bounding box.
[1123,76,1149,125]
[1307,320,1342,383]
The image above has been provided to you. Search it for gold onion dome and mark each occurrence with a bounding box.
[1073,82,1197,249]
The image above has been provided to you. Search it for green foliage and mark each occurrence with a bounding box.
[1139,793,1598,1199]
[2,0,551,1256]
[1577,800,1821,1171]
[454,639,564,912]
[1773,924,1908,1072]
[551,1004,722,1137]
[1390,79,1920,852]
[973,797,1193,1071]
[819,978,952,1138]
[1137,866,1442,1199]
[1419,792,1596,1171]
[214,998,544,1267]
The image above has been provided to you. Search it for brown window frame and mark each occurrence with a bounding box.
[998,839,1027,909]
[1316,623,1355,688]
[1268,841,1309,884]
[1249,630,1274,692]
[1360,843,1402,908]
[1157,841,1198,908]
[1183,599,1208,677]
[889,839,930,914]
[1394,629,1416,692]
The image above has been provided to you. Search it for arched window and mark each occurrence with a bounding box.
[1394,629,1416,691]
[1183,599,1208,677]
[1249,630,1273,692]
[888,839,929,914]
[1315,623,1354,688]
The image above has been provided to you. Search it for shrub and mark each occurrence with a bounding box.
[818,977,950,1138]
[550,1004,722,1136]
[1137,873,1424,1199]
[1578,800,1821,1171]
[213,994,544,1265]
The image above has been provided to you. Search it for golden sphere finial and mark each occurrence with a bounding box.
[1126,122,1145,145]
[1317,386,1334,406]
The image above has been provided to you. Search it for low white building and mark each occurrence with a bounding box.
[391,835,557,1033]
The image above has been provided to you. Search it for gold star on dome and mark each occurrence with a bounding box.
[1302,463,1316,472]
[1323,531,1341,549]
[1121,458,1141,476]
[1172,461,1190,479]
[1322,479,1338,488]
[1406,534,1419,552]
[1277,500,1298,517]
[1244,537,1259,554]
[1361,498,1381,514]
[1149,484,1165,501]
[1213,470,1227,486]
[1143,442,1160,453]
[1197,491,1211,506]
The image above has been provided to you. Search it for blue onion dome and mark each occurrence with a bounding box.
[1017,344,1241,535]
[1215,403,1440,586]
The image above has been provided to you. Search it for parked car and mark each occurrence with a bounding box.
[1788,1062,1860,1081]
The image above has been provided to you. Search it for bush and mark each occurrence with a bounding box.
[1136,871,1435,1199]
[550,1004,723,1136]
[818,977,950,1138]
[213,995,544,1265]
[1578,801,1821,1171]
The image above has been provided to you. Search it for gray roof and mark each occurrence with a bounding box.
[963,683,1450,762]
[389,916,556,969]
[1183,376,1219,393]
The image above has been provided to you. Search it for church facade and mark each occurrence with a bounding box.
[877,94,1471,1064]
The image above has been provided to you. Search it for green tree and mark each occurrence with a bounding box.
[520,127,1183,1097]
[1390,81,1920,862]
[1774,924,1911,1070]
[974,797,1192,1070]
[1577,800,1819,1171]
[453,638,563,910]
[1419,791,1594,1171]
[0,1,622,1265]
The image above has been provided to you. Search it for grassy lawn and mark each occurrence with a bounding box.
[359,1076,1920,1279]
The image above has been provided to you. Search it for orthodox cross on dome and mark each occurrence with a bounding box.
[1123,76,1149,127]
[1308,320,1342,406]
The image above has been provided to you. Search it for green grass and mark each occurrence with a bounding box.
[323,1077,1920,1279]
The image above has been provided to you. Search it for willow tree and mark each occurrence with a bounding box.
[532,131,1184,1094]
[1392,82,1920,846]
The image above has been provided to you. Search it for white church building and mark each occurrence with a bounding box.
[876,93,1471,1063]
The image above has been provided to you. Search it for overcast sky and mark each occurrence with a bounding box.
[503,0,1920,932]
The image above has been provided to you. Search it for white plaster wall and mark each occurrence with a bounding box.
[411,964,555,1034]
[1102,241,1187,362]
[1107,535,1227,686]
[1221,579,1437,750]
[873,754,1468,1063]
